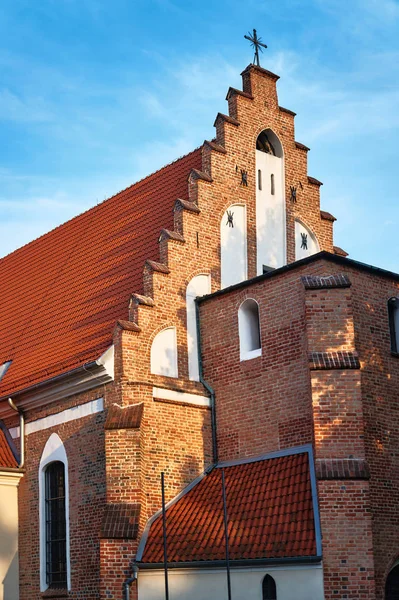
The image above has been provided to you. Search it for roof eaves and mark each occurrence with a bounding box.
[197,251,399,303]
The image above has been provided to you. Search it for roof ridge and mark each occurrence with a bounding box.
[0,145,203,263]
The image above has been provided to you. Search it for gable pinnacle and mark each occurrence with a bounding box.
[244,29,267,67]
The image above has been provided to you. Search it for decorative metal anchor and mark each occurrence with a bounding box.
[244,29,267,67]
[290,186,297,203]
[301,233,308,250]
[241,169,248,186]
[226,210,234,227]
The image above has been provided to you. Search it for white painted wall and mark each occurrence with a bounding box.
[39,433,71,592]
[295,220,319,261]
[138,564,325,600]
[186,275,211,380]
[238,299,262,361]
[0,473,21,600]
[150,327,178,378]
[9,398,104,439]
[221,205,247,289]
[256,150,286,273]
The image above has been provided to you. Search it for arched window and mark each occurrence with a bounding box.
[39,433,70,591]
[386,563,399,600]
[150,327,178,378]
[186,275,211,381]
[221,204,247,289]
[388,297,399,354]
[262,574,277,600]
[238,299,261,361]
[256,129,286,274]
[295,220,319,261]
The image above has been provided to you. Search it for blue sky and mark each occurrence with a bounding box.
[0,0,398,271]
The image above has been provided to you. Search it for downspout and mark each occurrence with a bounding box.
[195,298,218,464]
[8,397,25,468]
[123,563,138,600]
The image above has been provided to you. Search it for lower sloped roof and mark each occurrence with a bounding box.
[137,446,321,565]
[0,422,18,469]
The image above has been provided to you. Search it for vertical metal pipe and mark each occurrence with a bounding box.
[161,472,169,600]
[221,468,232,600]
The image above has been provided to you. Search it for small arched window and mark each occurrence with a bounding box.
[386,563,399,600]
[262,574,277,600]
[150,327,178,378]
[238,299,261,361]
[295,220,319,261]
[388,297,399,354]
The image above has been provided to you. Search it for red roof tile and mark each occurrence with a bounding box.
[0,423,18,468]
[139,450,318,564]
[0,148,202,398]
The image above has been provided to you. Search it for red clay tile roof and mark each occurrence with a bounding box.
[0,148,202,398]
[139,450,318,564]
[0,423,18,468]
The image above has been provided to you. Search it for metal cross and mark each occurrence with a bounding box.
[244,29,267,67]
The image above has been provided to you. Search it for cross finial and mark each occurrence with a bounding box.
[244,29,267,67]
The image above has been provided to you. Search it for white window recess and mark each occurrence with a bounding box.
[150,327,178,378]
[238,299,262,361]
[256,129,286,274]
[39,433,71,592]
[295,220,319,260]
[221,204,247,289]
[186,274,211,381]
[388,297,399,353]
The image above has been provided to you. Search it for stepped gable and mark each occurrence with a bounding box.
[0,147,202,398]
[139,449,319,564]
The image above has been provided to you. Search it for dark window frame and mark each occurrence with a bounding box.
[262,574,277,600]
[45,461,67,589]
[388,297,399,355]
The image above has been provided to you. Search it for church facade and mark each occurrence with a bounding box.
[0,63,398,600]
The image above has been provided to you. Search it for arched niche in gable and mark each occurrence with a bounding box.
[295,219,319,261]
[150,327,178,378]
[256,129,286,274]
[220,204,247,289]
[186,274,211,381]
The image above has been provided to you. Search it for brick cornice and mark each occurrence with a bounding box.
[308,176,323,186]
[115,320,141,333]
[130,293,155,307]
[295,141,310,151]
[189,168,213,183]
[316,458,370,480]
[158,229,185,243]
[174,198,201,214]
[213,113,240,128]
[105,402,144,430]
[101,503,141,539]
[145,259,170,274]
[203,140,227,154]
[333,245,349,257]
[320,210,336,222]
[279,106,296,117]
[241,64,280,81]
[309,351,360,370]
[302,274,351,290]
[226,87,254,101]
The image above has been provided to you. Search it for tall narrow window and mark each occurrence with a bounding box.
[388,297,399,354]
[258,169,262,190]
[45,462,67,588]
[262,574,277,600]
[39,433,70,592]
[270,173,275,195]
[238,299,261,361]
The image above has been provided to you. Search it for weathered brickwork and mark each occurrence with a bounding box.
[199,256,399,600]
[8,62,394,600]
